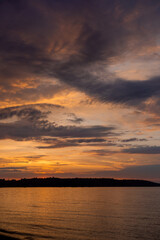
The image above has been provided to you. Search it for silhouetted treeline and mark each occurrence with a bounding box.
[0,178,159,187]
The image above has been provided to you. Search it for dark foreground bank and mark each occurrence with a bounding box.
[0,177,159,187]
[0,234,19,240]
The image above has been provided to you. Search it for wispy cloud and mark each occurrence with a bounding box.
[0,0,160,107]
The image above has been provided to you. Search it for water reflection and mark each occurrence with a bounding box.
[0,187,159,240]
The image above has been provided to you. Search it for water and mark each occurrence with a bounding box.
[0,187,159,240]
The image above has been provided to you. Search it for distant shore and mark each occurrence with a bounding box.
[0,177,159,188]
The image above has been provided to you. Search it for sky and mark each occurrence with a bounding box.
[0,0,160,181]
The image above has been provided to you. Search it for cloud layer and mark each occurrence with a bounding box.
[0,104,115,148]
[0,0,160,180]
[0,0,160,107]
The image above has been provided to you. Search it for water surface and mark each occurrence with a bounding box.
[0,187,159,240]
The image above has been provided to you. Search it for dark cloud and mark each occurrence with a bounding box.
[55,65,160,105]
[0,107,46,121]
[137,98,160,119]
[123,146,160,154]
[25,155,45,160]
[0,103,62,121]
[0,123,115,141]
[37,137,107,149]
[0,1,160,180]
[121,138,147,142]
[87,164,160,181]
[0,164,159,180]
[0,167,27,170]
[0,0,160,105]
[0,105,116,142]
[85,149,117,156]
[66,113,84,124]
[2,84,63,103]
[0,168,37,179]
[25,155,45,159]
[86,144,160,155]
[0,167,28,173]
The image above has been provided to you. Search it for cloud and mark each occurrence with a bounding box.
[86,144,160,156]
[121,138,147,142]
[0,167,28,173]
[0,1,160,181]
[0,103,62,121]
[2,83,63,103]
[66,113,84,124]
[88,164,160,181]
[123,146,160,154]
[0,123,115,141]
[55,65,160,105]
[0,164,159,181]
[37,137,107,149]
[137,98,160,119]
[85,149,117,156]
[0,0,160,106]
[0,167,27,170]
[0,104,116,143]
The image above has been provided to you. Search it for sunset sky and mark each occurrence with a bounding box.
[0,0,160,181]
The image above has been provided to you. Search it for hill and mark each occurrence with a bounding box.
[0,177,159,187]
